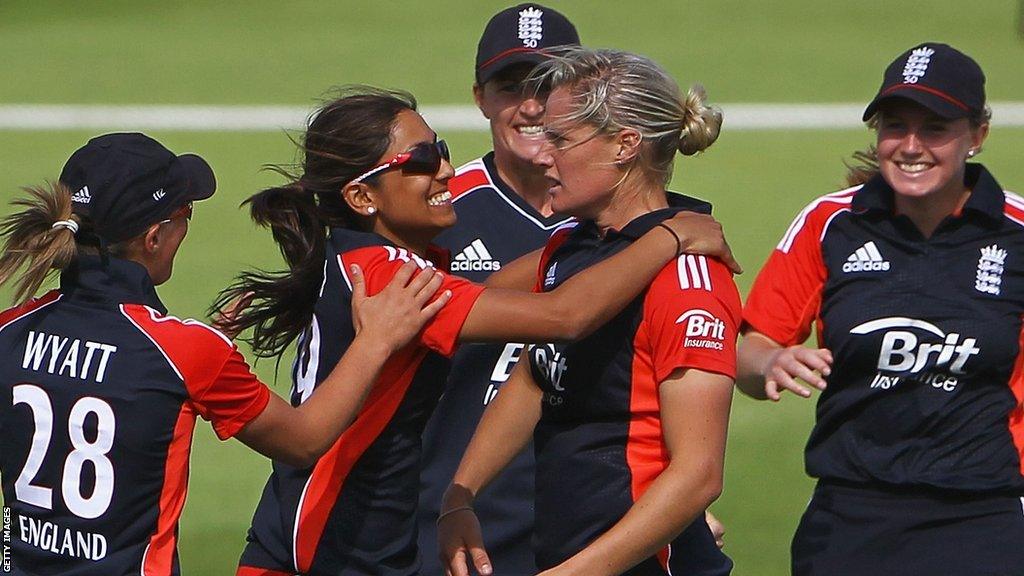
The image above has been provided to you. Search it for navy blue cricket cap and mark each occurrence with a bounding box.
[475,3,580,85]
[862,42,986,121]
[59,133,216,244]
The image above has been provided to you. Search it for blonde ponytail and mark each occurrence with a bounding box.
[0,182,80,304]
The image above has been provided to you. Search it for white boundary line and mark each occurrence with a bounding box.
[2,103,1024,131]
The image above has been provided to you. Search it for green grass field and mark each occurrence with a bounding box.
[2,2,1024,575]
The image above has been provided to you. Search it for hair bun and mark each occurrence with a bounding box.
[678,84,723,156]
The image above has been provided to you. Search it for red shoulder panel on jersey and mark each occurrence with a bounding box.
[644,256,742,382]
[339,245,485,357]
[745,190,855,347]
[449,163,489,201]
[119,304,269,439]
[0,290,61,333]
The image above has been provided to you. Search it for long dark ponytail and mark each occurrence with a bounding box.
[214,86,417,357]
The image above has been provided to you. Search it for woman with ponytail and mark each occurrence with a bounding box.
[224,83,737,576]
[0,133,449,576]
[440,48,737,576]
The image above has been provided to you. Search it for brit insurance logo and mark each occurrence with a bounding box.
[530,343,568,406]
[676,309,727,351]
[850,316,980,393]
[975,244,1006,295]
[452,239,501,272]
[843,241,890,273]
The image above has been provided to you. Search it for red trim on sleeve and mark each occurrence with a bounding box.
[744,192,853,346]
[120,305,270,440]
[534,224,575,292]
[341,246,485,358]
[142,404,197,576]
[449,165,490,201]
[294,348,427,572]
[1007,320,1024,475]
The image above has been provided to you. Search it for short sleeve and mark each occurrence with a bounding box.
[119,303,271,441]
[743,195,849,346]
[340,246,486,358]
[643,255,742,382]
[192,348,271,440]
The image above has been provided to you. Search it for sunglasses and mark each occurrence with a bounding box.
[158,201,193,225]
[351,140,450,184]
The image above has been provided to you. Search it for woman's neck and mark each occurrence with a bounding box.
[370,225,430,258]
[592,178,669,234]
[893,177,970,239]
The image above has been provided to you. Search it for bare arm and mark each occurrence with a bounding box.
[482,248,542,290]
[438,359,543,576]
[736,330,832,401]
[460,212,740,343]
[541,368,733,576]
[235,262,451,467]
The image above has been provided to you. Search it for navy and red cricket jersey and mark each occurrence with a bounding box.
[0,256,269,576]
[418,153,571,574]
[237,227,484,576]
[744,163,1024,493]
[527,195,738,575]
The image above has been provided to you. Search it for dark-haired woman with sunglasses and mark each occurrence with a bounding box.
[220,87,738,576]
[0,132,451,576]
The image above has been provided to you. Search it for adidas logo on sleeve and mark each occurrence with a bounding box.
[71,186,92,204]
[843,241,891,272]
[452,239,502,272]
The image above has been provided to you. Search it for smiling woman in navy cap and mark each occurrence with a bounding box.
[416,5,581,574]
[737,44,1024,574]
[0,132,452,576]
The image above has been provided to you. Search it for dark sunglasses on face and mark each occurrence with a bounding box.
[351,140,450,184]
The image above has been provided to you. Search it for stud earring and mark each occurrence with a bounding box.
[367,206,377,215]
[967,149,977,158]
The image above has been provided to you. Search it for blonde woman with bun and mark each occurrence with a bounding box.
[439,47,737,576]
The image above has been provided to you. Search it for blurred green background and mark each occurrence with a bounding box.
[2,1,1023,574]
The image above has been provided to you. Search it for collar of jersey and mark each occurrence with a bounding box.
[59,255,166,313]
[579,191,713,240]
[852,163,1004,225]
[481,152,571,228]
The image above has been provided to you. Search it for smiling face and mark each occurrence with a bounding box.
[533,86,625,219]
[475,63,550,167]
[876,99,988,202]
[363,109,456,251]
